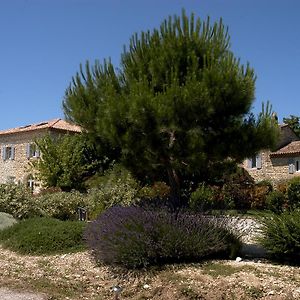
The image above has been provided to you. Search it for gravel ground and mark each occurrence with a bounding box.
[0,217,299,299]
[0,288,45,300]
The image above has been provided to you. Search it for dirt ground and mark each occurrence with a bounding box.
[0,246,299,300]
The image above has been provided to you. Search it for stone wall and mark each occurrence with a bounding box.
[0,129,56,190]
[244,150,298,183]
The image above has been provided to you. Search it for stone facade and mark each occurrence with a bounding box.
[0,119,81,192]
[243,124,300,183]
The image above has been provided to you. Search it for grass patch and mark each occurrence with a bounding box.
[201,262,257,278]
[0,217,86,255]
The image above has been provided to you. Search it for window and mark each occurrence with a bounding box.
[1,146,15,160]
[247,153,262,169]
[26,143,40,158]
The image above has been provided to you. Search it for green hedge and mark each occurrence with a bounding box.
[0,217,86,255]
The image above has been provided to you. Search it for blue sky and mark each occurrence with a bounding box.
[0,0,299,130]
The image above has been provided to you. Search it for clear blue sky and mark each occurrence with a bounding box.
[0,0,299,130]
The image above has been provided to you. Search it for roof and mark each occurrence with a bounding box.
[270,141,300,157]
[0,119,82,136]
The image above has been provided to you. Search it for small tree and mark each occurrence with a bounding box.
[63,11,278,209]
[33,134,105,191]
[283,115,300,138]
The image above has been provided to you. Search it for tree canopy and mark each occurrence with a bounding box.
[32,134,107,191]
[283,115,300,138]
[63,11,278,208]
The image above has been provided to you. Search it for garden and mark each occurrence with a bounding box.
[1,10,300,300]
[1,169,300,299]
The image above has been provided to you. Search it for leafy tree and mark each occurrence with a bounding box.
[63,11,278,209]
[32,134,106,191]
[283,115,300,137]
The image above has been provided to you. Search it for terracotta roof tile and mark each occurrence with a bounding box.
[270,141,300,157]
[0,119,82,136]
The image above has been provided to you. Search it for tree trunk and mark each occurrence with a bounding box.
[167,166,181,212]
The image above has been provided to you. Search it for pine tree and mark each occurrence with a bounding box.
[63,10,278,209]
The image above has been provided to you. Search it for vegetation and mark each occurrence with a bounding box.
[286,177,300,210]
[33,134,105,191]
[0,184,40,219]
[283,115,300,137]
[259,210,300,263]
[266,190,286,213]
[84,206,241,269]
[0,217,86,255]
[63,11,278,209]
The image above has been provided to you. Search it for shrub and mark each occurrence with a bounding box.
[266,191,286,213]
[287,177,300,209]
[35,190,90,221]
[84,206,241,268]
[86,165,141,219]
[250,185,271,210]
[221,183,252,210]
[258,210,300,263]
[189,183,216,211]
[138,181,171,199]
[0,217,86,255]
[276,180,288,194]
[0,212,17,230]
[0,184,41,219]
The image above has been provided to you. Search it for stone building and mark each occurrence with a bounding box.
[243,124,300,183]
[0,119,81,191]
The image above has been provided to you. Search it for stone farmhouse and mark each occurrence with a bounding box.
[243,124,300,183]
[0,119,81,191]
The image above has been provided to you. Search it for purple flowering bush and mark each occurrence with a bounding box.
[84,206,241,268]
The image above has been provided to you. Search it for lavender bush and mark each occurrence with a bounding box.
[84,206,241,268]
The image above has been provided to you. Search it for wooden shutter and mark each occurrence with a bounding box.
[1,146,5,161]
[256,153,262,169]
[26,144,30,158]
[247,158,252,168]
[288,158,295,174]
[36,147,40,158]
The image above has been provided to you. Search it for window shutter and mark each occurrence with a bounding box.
[36,148,40,158]
[247,158,252,168]
[256,154,262,169]
[11,147,15,160]
[2,147,6,161]
[288,158,295,174]
[26,144,30,158]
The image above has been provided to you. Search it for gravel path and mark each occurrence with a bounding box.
[0,288,45,300]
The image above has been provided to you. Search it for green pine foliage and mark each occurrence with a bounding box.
[283,115,300,138]
[63,10,279,208]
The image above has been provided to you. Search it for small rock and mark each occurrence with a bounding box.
[235,257,242,262]
[143,284,150,289]
[268,291,275,295]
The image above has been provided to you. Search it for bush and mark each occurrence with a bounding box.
[189,183,216,211]
[86,165,141,219]
[221,183,252,210]
[35,190,91,221]
[266,191,286,213]
[84,206,241,268]
[0,184,41,219]
[0,212,17,230]
[287,177,300,209]
[259,210,300,263]
[0,217,86,255]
